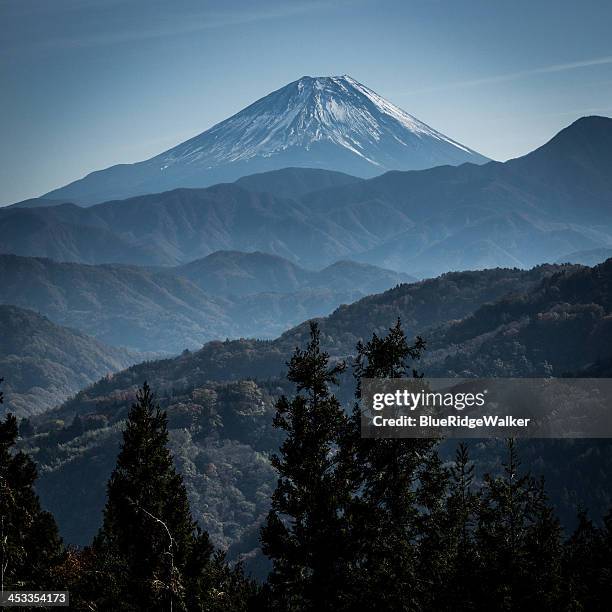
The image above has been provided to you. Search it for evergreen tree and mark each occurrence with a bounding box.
[436,443,479,611]
[563,509,605,611]
[600,508,612,605]
[256,321,607,611]
[0,378,64,591]
[414,448,451,611]
[341,320,440,611]
[475,439,563,611]
[260,322,349,611]
[522,479,563,609]
[91,382,254,611]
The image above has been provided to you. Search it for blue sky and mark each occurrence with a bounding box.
[1,0,612,204]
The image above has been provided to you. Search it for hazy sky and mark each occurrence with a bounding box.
[2,0,612,204]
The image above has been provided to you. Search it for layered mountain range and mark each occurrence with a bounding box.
[2,116,611,277]
[0,253,411,356]
[42,76,488,205]
[22,259,612,566]
[3,72,612,577]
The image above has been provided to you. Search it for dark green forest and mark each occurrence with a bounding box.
[17,260,612,559]
[2,321,612,610]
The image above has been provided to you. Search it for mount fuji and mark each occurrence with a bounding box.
[44,75,489,205]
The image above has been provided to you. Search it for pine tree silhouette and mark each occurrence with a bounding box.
[0,378,64,592]
[91,382,254,611]
[341,320,439,611]
[563,508,605,610]
[261,322,350,611]
[439,443,479,611]
[475,439,563,611]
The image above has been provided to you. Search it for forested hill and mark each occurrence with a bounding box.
[0,305,136,416]
[42,264,561,416]
[0,253,411,352]
[22,260,612,568]
[423,258,612,376]
[39,257,612,423]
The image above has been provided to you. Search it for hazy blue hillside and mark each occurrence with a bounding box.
[0,305,136,416]
[235,167,362,199]
[0,254,232,352]
[0,253,412,352]
[2,118,611,276]
[6,197,72,209]
[0,202,159,264]
[177,251,414,296]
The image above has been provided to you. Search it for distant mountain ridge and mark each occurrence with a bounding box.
[0,253,412,352]
[42,75,488,205]
[235,167,362,199]
[176,250,413,296]
[2,117,612,277]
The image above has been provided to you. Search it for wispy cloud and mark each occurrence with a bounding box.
[8,1,335,51]
[403,55,612,95]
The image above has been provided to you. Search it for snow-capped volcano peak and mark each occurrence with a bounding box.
[158,74,483,169]
[45,75,488,205]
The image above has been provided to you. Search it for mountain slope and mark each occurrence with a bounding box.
[4,118,612,275]
[507,115,612,218]
[0,253,412,352]
[176,251,310,295]
[6,197,71,209]
[43,75,488,205]
[25,261,612,564]
[0,254,232,352]
[0,204,159,265]
[29,265,560,403]
[235,167,362,199]
[423,258,612,377]
[0,305,135,416]
[24,265,551,552]
[176,251,414,296]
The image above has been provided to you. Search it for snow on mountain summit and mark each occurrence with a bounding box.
[45,75,489,205]
[159,75,483,168]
